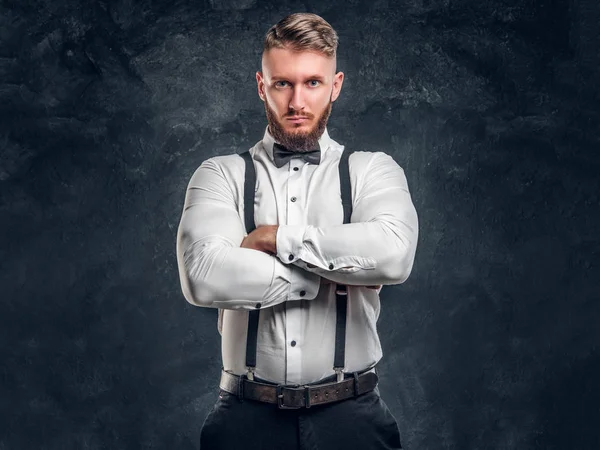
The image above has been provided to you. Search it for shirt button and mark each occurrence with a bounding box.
[255,303,261,309]
[329,263,334,270]
[288,254,294,261]
[291,340,297,347]
[299,290,306,297]
[290,196,297,202]
[293,167,299,171]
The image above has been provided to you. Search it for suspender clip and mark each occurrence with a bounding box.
[246,367,255,381]
[334,367,344,383]
[335,285,348,296]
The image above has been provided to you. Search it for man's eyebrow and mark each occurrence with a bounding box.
[270,74,327,82]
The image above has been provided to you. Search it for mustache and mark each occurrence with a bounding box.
[284,112,314,119]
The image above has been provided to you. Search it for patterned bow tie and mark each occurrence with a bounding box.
[272,142,321,168]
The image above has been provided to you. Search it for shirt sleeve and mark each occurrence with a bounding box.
[275,151,419,286]
[176,156,321,310]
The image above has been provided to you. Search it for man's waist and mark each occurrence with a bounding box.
[219,366,378,409]
[221,344,383,386]
[224,366,377,386]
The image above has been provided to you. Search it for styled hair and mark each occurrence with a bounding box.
[263,13,339,58]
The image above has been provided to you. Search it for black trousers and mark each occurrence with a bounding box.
[199,386,403,450]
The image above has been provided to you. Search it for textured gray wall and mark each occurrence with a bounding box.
[1,0,599,448]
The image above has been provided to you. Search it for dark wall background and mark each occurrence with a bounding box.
[1,0,599,448]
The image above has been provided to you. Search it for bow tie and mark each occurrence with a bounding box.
[272,142,321,168]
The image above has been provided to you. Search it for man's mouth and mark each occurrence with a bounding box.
[286,116,310,123]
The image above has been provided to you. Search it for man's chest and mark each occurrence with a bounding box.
[252,161,346,227]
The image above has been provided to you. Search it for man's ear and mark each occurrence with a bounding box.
[331,71,344,102]
[256,71,265,101]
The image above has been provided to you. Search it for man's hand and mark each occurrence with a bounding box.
[240,225,278,255]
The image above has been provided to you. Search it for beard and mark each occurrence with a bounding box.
[264,96,333,152]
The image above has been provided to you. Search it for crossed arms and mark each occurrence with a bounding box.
[176,151,419,310]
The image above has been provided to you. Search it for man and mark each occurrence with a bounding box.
[176,12,419,450]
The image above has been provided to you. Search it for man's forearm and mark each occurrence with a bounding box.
[244,225,386,288]
[276,220,418,286]
[177,233,319,310]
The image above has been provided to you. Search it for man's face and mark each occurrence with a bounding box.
[256,47,344,151]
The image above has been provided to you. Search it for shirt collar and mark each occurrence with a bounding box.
[261,125,333,165]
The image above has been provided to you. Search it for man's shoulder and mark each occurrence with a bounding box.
[346,149,398,166]
[342,147,391,157]
[195,148,256,173]
[344,149,406,184]
[201,151,247,165]
[186,150,257,190]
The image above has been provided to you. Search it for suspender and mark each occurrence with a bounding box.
[239,149,353,382]
[333,148,352,381]
[240,151,260,380]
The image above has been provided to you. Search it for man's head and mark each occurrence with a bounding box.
[256,13,344,151]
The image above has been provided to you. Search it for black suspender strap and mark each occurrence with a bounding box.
[240,151,257,235]
[333,284,348,375]
[240,151,259,380]
[339,149,353,224]
[240,148,354,383]
[334,149,353,381]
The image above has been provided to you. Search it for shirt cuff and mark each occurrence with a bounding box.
[288,263,321,301]
[276,225,306,265]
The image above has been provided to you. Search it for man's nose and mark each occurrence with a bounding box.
[288,86,306,112]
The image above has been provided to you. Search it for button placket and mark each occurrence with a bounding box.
[288,172,301,226]
[286,305,302,382]
[285,161,303,384]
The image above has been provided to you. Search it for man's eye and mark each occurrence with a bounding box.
[308,80,320,87]
[275,81,289,88]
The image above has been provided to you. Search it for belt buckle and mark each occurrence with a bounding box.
[276,384,304,409]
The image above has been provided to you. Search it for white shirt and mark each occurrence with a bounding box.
[176,126,419,385]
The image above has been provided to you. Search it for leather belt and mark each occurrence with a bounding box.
[219,368,379,409]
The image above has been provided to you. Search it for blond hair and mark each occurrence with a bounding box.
[263,13,339,58]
